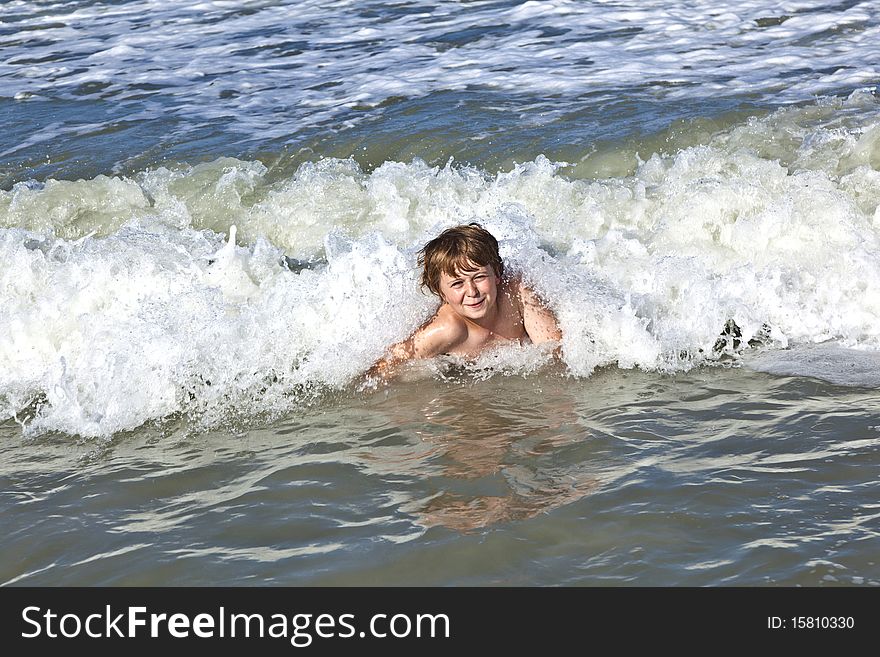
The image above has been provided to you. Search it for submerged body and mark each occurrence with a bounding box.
[370,224,561,379]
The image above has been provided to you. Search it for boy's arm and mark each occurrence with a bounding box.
[367,312,466,381]
[520,284,562,345]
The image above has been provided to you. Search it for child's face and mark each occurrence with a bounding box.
[438,264,500,321]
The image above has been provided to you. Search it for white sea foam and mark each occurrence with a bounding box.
[1,95,880,436]
[2,0,878,143]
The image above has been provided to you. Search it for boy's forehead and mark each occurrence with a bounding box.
[441,261,493,278]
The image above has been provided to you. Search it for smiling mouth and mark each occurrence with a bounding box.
[465,298,485,308]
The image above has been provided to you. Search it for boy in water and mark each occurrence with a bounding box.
[370,223,562,378]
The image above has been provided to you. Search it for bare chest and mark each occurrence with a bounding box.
[447,296,527,357]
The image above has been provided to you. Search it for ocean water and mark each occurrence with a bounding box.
[1,0,879,586]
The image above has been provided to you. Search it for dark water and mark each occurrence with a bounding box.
[4,0,877,186]
[3,366,877,586]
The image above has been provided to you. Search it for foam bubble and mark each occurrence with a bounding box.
[2,96,880,436]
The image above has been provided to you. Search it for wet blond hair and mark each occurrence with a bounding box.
[418,223,504,297]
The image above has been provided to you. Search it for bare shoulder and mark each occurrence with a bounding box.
[366,305,468,381]
[413,304,468,357]
[504,275,542,311]
[512,277,562,343]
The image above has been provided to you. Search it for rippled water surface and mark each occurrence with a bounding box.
[3,366,878,586]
